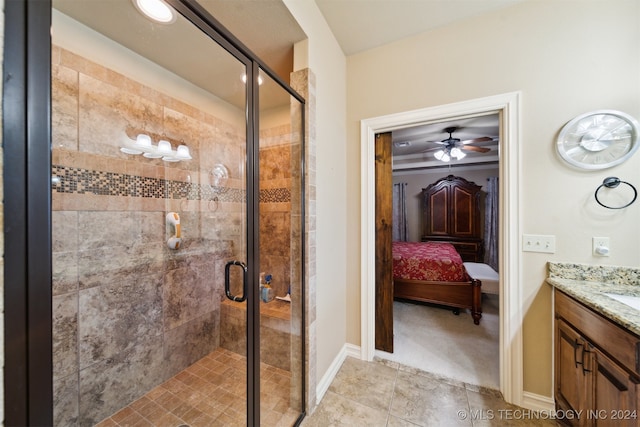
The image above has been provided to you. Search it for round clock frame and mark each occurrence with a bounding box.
[556,110,640,170]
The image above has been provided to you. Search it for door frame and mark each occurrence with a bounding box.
[359,91,524,406]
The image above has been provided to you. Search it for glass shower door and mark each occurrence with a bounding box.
[257,69,305,426]
[51,1,252,425]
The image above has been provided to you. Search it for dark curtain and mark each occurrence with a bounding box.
[484,177,499,271]
[392,182,408,241]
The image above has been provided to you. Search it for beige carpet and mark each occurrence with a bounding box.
[376,294,500,390]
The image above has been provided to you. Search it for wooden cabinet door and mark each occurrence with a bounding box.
[425,186,449,236]
[451,185,476,237]
[556,319,591,426]
[593,348,639,427]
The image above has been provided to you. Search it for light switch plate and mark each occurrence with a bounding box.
[522,234,556,253]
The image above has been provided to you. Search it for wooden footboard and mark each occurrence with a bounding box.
[394,278,482,324]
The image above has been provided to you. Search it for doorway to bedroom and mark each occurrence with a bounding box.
[361,92,523,405]
[376,112,501,390]
[376,112,500,389]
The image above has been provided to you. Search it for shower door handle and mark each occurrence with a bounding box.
[224,260,248,302]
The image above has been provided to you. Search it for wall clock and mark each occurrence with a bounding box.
[556,110,639,170]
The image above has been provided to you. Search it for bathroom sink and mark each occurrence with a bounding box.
[603,293,640,311]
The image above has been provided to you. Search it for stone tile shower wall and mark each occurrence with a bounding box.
[50,45,251,426]
[259,126,293,299]
[290,68,316,413]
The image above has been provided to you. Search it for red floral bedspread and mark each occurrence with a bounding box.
[392,241,468,282]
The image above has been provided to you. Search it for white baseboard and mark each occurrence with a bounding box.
[315,344,348,405]
[315,343,362,404]
[521,391,555,412]
[345,343,361,359]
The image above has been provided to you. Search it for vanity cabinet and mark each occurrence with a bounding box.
[555,289,640,426]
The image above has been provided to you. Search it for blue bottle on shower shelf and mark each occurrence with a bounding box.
[262,274,274,302]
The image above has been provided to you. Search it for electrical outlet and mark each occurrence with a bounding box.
[522,234,556,253]
[593,237,610,256]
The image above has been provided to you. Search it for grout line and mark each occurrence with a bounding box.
[463,386,473,427]
[384,364,400,426]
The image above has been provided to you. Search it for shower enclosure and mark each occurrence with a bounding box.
[6,0,305,425]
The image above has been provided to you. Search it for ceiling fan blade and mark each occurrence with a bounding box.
[459,136,493,145]
[420,146,445,153]
[462,145,491,153]
[419,141,449,152]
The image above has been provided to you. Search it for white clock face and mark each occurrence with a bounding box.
[556,110,639,170]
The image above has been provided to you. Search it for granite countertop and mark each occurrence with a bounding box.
[547,262,640,336]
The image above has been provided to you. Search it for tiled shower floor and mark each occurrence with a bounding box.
[95,348,300,427]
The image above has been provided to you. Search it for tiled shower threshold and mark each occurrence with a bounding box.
[94,348,300,427]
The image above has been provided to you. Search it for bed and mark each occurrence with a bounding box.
[392,241,482,324]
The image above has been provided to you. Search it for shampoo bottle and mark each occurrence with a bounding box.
[262,274,274,302]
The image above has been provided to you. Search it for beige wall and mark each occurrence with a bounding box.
[283,1,349,385]
[346,0,640,397]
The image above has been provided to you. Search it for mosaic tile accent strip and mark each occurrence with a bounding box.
[261,187,291,203]
[52,165,291,203]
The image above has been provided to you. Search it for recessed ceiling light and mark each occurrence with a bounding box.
[393,141,411,148]
[133,0,176,24]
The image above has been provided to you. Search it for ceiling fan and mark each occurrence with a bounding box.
[423,126,493,162]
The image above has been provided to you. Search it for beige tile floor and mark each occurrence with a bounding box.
[94,348,300,427]
[93,348,560,427]
[301,357,562,427]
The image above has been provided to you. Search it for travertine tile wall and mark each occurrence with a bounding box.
[259,127,293,299]
[290,68,317,414]
[51,45,300,425]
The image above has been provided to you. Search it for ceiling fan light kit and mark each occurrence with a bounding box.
[434,146,466,162]
[425,126,492,163]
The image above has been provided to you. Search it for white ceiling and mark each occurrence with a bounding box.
[391,114,499,169]
[315,0,525,56]
[310,0,520,168]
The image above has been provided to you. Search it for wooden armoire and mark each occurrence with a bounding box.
[421,175,484,262]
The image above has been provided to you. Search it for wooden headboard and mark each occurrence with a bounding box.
[421,175,484,262]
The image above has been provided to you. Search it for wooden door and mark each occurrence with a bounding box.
[375,132,393,352]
